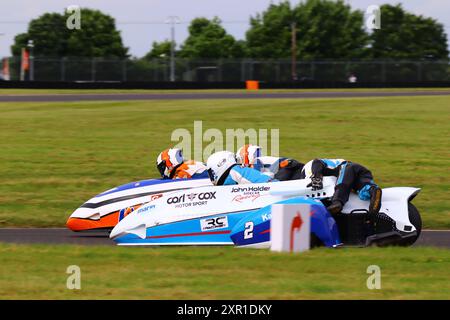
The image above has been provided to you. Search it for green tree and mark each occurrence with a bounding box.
[369,4,449,60]
[11,8,128,58]
[11,13,68,57]
[179,17,246,59]
[246,1,294,59]
[246,0,369,59]
[294,0,368,60]
[144,40,172,59]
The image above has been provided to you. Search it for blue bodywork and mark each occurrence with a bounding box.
[114,196,341,247]
[230,197,341,248]
[114,210,253,245]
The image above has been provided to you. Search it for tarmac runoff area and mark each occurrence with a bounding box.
[0,228,448,247]
[1,90,450,102]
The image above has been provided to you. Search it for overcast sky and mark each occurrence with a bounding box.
[1,0,449,58]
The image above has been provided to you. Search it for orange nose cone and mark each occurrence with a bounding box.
[66,217,91,231]
[66,211,121,232]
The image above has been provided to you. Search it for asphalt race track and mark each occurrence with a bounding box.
[0,228,448,247]
[1,90,450,102]
[0,228,112,246]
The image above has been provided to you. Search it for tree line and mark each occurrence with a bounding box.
[11,0,449,61]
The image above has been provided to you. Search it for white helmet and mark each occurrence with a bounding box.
[236,144,262,167]
[206,151,237,185]
[156,148,184,178]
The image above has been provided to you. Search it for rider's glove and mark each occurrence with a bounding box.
[308,175,323,191]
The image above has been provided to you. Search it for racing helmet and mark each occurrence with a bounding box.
[206,151,237,185]
[236,144,262,167]
[156,148,184,178]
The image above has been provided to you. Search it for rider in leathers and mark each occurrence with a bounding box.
[301,158,382,215]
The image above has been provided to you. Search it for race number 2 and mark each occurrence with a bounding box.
[244,221,254,239]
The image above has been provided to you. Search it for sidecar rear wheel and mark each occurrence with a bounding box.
[399,203,422,246]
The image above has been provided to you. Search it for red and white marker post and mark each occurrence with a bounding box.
[270,204,311,253]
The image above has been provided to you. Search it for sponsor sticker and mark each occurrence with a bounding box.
[230,186,270,203]
[231,186,270,193]
[149,194,163,201]
[137,204,155,214]
[232,193,261,203]
[200,216,229,231]
[167,192,216,205]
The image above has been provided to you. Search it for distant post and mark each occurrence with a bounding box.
[27,40,34,81]
[20,48,29,81]
[122,60,127,82]
[166,16,180,82]
[291,22,298,81]
[60,57,66,81]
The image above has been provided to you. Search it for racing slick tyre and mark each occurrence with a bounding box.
[399,203,422,246]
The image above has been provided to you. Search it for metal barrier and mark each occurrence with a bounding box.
[2,57,449,83]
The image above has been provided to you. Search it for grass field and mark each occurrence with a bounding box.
[0,91,449,300]
[0,244,448,299]
[0,94,449,228]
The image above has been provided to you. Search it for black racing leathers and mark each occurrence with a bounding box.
[273,158,305,181]
[302,159,375,205]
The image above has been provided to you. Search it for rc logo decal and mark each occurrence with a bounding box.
[200,216,228,231]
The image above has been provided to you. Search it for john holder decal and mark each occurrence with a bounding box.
[232,193,261,203]
[230,186,269,202]
[231,186,270,193]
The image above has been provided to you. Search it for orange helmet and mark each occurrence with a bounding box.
[156,148,184,178]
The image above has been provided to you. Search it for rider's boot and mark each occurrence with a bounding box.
[368,185,382,215]
[327,200,343,214]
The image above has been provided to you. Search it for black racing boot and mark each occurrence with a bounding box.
[327,200,343,214]
[369,185,382,214]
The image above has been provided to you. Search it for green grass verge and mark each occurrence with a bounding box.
[1,88,450,95]
[0,244,448,299]
[0,95,449,228]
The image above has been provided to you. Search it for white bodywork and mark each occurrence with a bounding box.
[110,176,420,241]
[70,178,211,220]
[342,187,420,232]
